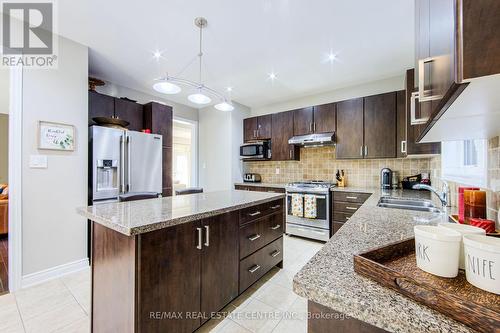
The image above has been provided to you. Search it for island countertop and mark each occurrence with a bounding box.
[78,190,285,236]
[293,188,475,333]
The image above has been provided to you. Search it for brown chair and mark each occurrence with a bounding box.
[0,185,8,235]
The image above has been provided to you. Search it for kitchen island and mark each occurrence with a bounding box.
[293,188,476,333]
[78,190,285,333]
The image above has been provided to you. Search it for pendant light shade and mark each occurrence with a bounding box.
[214,101,234,111]
[188,92,211,105]
[153,81,181,94]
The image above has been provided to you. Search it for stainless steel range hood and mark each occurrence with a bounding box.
[288,132,335,147]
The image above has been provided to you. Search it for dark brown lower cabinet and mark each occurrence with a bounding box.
[200,212,239,324]
[308,301,388,333]
[91,202,284,333]
[138,221,202,333]
[331,191,370,236]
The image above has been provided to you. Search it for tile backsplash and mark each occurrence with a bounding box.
[243,146,432,188]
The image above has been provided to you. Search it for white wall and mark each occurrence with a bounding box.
[198,102,250,192]
[21,36,88,276]
[0,114,7,183]
[0,69,9,115]
[251,76,405,116]
[95,81,198,122]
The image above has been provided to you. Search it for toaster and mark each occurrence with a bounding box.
[243,173,262,183]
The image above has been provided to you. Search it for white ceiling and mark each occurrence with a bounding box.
[58,0,415,109]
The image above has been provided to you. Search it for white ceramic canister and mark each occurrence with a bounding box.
[463,234,500,295]
[414,225,462,278]
[438,223,486,270]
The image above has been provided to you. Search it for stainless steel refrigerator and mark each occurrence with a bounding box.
[89,125,163,203]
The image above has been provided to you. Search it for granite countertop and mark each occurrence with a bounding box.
[293,188,475,333]
[78,190,284,236]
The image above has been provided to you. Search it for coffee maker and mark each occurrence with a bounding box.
[380,168,393,189]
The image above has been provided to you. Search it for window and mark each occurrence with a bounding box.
[172,118,198,193]
[441,139,487,187]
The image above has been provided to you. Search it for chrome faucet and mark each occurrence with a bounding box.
[412,181,449,208]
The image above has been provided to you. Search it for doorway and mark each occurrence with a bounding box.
[172,118,198,193]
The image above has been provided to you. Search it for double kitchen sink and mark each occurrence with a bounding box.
[377,197,442,214]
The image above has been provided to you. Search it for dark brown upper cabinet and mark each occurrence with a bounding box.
[414,0,500,142]
[243,115,272,142]
[313,103,336,134]
[396,90,407,158]
[293,104,335,136]
[335,98,364,159]
[143,102,173,147]
[363,92,396,159]
[271,111,300,161]
[88,91,114,125]
[114,98,143,131]
[404,69,441,156]
[293,107,314,136]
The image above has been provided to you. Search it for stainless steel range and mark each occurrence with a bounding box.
[285,181,335,241]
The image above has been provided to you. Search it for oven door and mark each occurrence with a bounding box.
[240,143,264,159]
[285,191,329,229]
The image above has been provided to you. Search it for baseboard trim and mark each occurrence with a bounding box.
[21,258,89,289]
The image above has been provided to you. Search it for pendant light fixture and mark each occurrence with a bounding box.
[153,17,234,110]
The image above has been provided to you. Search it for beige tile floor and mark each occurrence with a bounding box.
[0,235,323,333]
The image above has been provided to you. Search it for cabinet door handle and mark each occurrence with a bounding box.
[346,196,358,200]
[309,122,313,132]
[313,122,316,132]
[401,140,407,153]
[360,146,363,157]
[410,91,428,125]
[270,205,281,210]
[346,206,358,211]
[270,224,281,230]
[204,225,209,247]
[248,234,261,241]
[248,211,261,217]
[346,217,350,221]
[248,265,261,273]
[256,129,260,138]
[289,150,292,159]
[271,250,281,258]
[364,146,368,156]
[196,227,202,250]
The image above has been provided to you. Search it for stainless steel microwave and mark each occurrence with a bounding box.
[240,141,271,160]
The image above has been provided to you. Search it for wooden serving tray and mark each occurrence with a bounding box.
[353,238,500,333]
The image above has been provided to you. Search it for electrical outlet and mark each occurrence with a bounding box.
[275,168,280,175]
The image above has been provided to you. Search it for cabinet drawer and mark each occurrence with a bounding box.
[333,201,362,214]
[333,211,352,223]
[239,212,283,259]
[239,237,283,293]
[333,192,371,204]
[240,199,284,225]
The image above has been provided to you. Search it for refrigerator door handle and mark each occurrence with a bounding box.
[120,135,125,194]
[127,135,131,193]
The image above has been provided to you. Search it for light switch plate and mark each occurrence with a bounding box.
[29,155,48,168]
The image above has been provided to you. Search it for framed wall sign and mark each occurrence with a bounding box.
[38,121,75,151]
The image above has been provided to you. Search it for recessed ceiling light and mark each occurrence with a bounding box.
[153,50,162,60]
[268,72,277,81]
[328,53,337,62]
[226,87,233,92]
